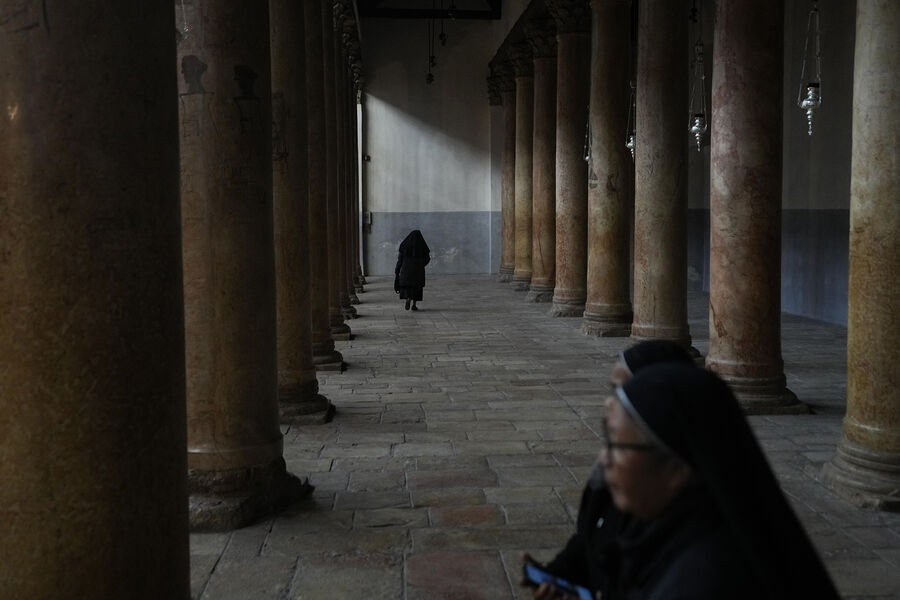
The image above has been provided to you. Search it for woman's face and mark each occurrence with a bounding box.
[600,396,693,520]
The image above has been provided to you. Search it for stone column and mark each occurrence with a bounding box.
[547,0,591,317]
[497,60,517,282]
[631,0,692,348]
[525,19,558,303]
[706,0,803,413]
[306,0,343,370]
[583,0,632,336]
[823,0,900,510]
[324,0,352,339]
[0,4,188,595]
[304,0,343,370]
[271,0,334,423]
[178,0,311,531]
[510,42,535,291]
[341,16,362,307]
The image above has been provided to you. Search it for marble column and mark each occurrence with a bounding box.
[510,42,535,291]
[325,0,352,339]
[497,60,517,282]
[547,0,591,317]
[706,0,803,413]
[306,0,343,371]
[823,0,900,510]
[271,0,334,423]
[583,0,632,336]
[0,4,188,595]
[631,0,692,348]
[177,0,311,531]
[524,19,558,303]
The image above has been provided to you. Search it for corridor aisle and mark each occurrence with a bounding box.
[190,275,900,599]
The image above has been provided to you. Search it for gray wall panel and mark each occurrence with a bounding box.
[365,211,498,275]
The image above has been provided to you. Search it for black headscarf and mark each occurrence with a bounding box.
[399,230,430,258]
[617,363,840,600]
[620,340,693,375]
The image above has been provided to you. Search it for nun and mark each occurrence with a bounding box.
[598,363,839,599]
[523,340,696,598]
[394,230,430,311]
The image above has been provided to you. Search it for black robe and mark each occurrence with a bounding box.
[395,230,430,300]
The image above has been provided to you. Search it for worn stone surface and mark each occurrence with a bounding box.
[271,0,333,424]
[189,276,900,598]
[823,1,900,509]
[0,3,188,596]
[583,0,632,337]
[707,0,804,413]
[549,25,590,316]
[512,45,535,291]
[526,28,558,303]
[632,0,693,349]
[305,0,344,369]
[499,63,517,281]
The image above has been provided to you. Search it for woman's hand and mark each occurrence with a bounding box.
[520,553,580,600]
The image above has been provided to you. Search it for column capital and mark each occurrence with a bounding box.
[486,68,502,106]
[493,59,516,93]
[546,0,591,34]
[524,18,557,59]
[509,42,534,77]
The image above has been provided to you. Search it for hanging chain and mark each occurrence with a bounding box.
[179,0,191,37]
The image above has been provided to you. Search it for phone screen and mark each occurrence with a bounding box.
[523,564,593,600]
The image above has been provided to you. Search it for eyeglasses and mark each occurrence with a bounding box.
[600,417,657,463]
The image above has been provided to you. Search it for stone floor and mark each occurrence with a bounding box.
[190,275,900,600]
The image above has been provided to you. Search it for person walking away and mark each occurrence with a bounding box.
[395,229,430,310]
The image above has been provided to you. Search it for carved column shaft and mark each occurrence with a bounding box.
[823,0,900,510]
[525,19,558,303]
[583,0,633,336]
[631,0,692,348]
[548,0,591,317]
[323,0,351,340]
[306,0,343,369]
[511,42,535,290]
[707,0,803,413]
[178,0,310,531]
[271,0,333,422]
[0,3,188,594]
[498,62,517,282]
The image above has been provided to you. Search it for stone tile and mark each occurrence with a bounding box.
[354,507,429,528]
[827,558,900,596]
[347,470,407,492]
[411,488,486,508]
[392,441,454,457]
[412,526,572,553]
[453,441,532,456]
[333,490,411,510]
[202,555,296,600]
[495,466,578,487]
[290,551,402,599]
[406,551,512,600]
[408,469,498,489]
[503,502,571,526]
[431,505,505,527]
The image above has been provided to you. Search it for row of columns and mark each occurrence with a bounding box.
[490,0,900,508]
[1,0,365,595]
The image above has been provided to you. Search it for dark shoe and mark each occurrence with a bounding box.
[411,304,418,311]
[405,299,410,310]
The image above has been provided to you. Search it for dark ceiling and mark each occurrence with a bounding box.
[356,0,502,20]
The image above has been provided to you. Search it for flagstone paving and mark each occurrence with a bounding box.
[190,275,900,600]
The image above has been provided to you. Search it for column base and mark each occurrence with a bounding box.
[582,308,633,337]
[630,331,701,362]
[188,457,313,532]
[714,371,809,415]
[550,292,585,317]
[331,321,352,341]
[511,273,531,291]
[342,305,358,319]
[525,283,554,303]
[354,284,364,294]
[281,395,336,424]
[312,341,344,371]
[822,438,900,512]
[349,292,360,305]
[499,266,514,282]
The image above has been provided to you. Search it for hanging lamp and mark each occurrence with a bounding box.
[797,0,822,135]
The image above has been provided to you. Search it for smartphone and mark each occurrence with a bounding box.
[522,563,593,600]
